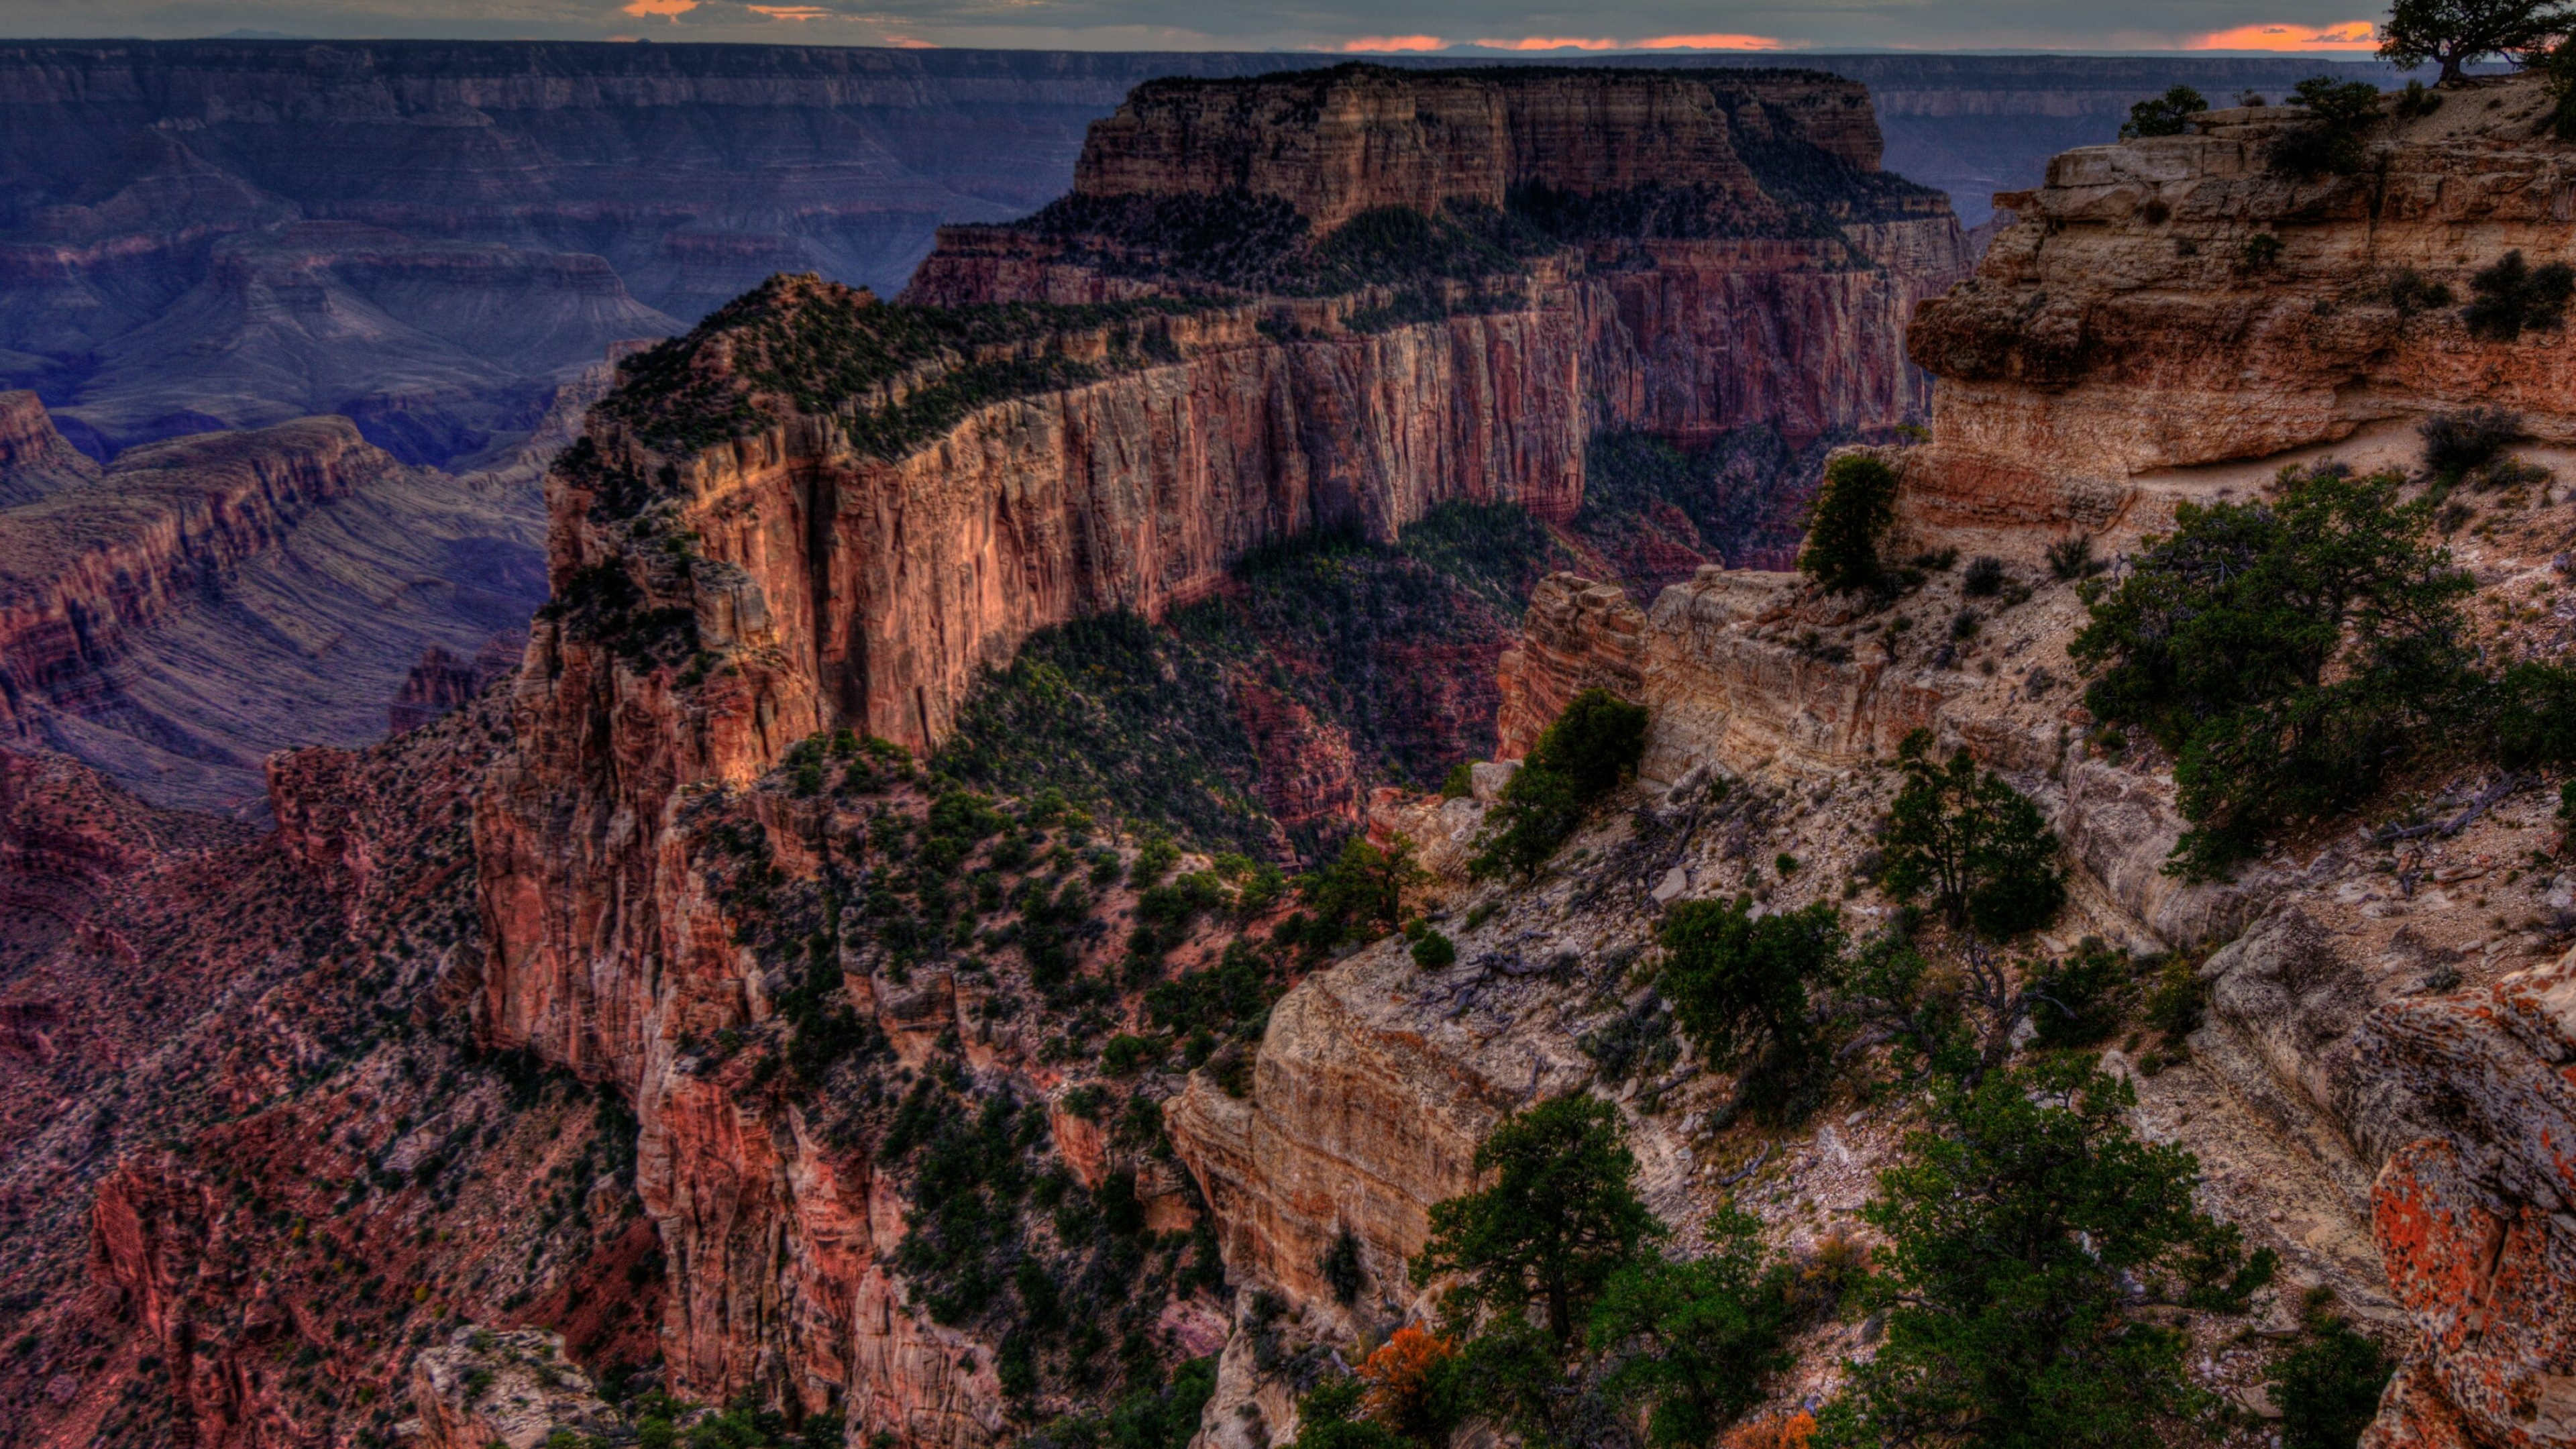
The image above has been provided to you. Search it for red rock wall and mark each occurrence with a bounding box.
[466,66,1968,1442]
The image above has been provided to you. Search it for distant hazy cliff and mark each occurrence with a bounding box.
[0,42,2414,464]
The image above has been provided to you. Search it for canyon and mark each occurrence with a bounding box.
[4,50,2573,1449]
[0,390,546,812]
[0,42,2419,814]
[0,41,2413,467]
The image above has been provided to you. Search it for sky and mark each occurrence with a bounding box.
[0,0,2398,57]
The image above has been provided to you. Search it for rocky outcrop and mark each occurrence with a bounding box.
[389,634,524,736]
[1064,66,1890,232]
[2361,953,2576,1449]
[458,64,1964,1441]
[0,390,98,504]
[409,1328,622,1449]
[1902,70,2576,563]
[0,417,401,735]
[914,66,1970,452]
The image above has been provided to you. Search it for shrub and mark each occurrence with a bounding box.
[2026,938,2130,1049]
[1799,454,1900,595]
[1439,762,1474,800]
[2268,76,2383,177]
[1529,689,1653,798]
[1880,731,2065,939]
[1814,1060,2275,1449]
[1304,835,1427,949]
[1321,1226,1367,1304]
[2463,250,2576,340]
[1658,900,1842,1073]
[2143,957,2208,1038]
[2420,406,2522,479]
[1591,1207,1800,1448]
[2491,661,2576,769]
[2045,535,2101,581]
[1358,1326,1457,1443]
[2070,465,2477,875]
[2270,1318,2394,1449]
[1099,1034,1157,1076]
[2383,267,2454,315]
[1961,555,2006,598]
[1470,689,1648,881]
[2241,231,2284,270]
[1409,930,1457,969]
[2121,85,2209,138]
[1411,1093,1664,1343]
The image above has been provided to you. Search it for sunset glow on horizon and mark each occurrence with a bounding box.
[1341,31,1784,53]
[2188,18,2378,50]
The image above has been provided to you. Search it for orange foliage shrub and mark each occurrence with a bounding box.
[1722,1410,1816,1449]
[1358,1325,1453,1440]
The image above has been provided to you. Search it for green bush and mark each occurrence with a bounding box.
[2027,939,2131,1049]
[1590,1206,1799,1448]
[1799,453,1900,595]
[2121,85,2209,138]
[2463,250,2576,341]
[1658,898,1844,1123]
[1470,689,1649,880]
[1409,930,1457,969]
[1303,835,1426,951]
[1531,689,1653,798]
[1880,731,2065,938]
[2070,464,2476,876]
[2270,1318,2393,1449]
[1411,1093,1664,1343]
[2420,406,2521,480]
[2268,76,2383,178]
[1815,1060,2275,1449]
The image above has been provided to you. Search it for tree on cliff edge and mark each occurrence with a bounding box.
[2379,0,2574,85]
[1799,453,1900,596]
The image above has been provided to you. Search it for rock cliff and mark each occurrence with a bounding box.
[1904,70,2576,564]
[447,62,1960,1444]
[911,65,1969,451]
[1370,73,2576,1449]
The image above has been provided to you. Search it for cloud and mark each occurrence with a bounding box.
[2188,19,2377,50]
[883,33,938,46]
[1470,36,1617,50]
[746,4,835,17]
[1631,32,1784,50]
[1341,35,1446,51]
[619,0,697,17]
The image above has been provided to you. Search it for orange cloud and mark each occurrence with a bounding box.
[1631,32,1783,50]
[747,4,833,16]
[619,0,696,17]
[1342,35,1445,50]
[884,34,937,46]
[1472,36,1617,50]
[2189,19,2377,50]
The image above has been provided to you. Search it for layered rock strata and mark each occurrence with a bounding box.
[460,64,1960,1442]
[1430,74,2576,1449]
[0,399,546,810]
[912,65,1971,450]
[1903,70,2576,562]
